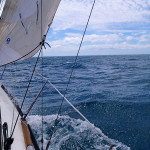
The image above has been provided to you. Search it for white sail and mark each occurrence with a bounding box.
[0,0,60,66]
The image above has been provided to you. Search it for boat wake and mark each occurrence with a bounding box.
[28,115,130,150]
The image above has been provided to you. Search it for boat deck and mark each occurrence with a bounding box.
[0,85,26,150]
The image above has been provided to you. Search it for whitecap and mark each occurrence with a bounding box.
[27,115,130,150]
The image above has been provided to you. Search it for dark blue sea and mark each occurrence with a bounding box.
[1,55,150,150]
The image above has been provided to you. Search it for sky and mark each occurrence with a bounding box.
[44,0,150,56]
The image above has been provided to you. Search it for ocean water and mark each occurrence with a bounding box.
[1,55,150,150]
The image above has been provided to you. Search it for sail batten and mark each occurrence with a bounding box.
[0,0,60,66]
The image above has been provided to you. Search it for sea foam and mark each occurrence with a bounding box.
[28,115,130,150]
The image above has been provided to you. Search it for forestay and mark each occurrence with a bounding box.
[0,0,60,66]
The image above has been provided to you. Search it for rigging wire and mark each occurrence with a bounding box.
[0,65,6,80]
[35,71,113,146]
[41,41,44,150]
[46,0,96,149]
[9,66,35,100]
[23,80,47,119]
[10,63,16,135]
[10,49,42,138]
[1,0,59,146]
[40,0,44,149]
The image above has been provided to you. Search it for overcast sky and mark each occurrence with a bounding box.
[44,0,150,56]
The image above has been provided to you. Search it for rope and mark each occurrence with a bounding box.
[45,1,96,149]
[10,49,42,138]
[0,44,41,67]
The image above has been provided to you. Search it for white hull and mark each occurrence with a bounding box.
[0,85,26,150]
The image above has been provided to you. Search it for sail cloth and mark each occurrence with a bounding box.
[0,0,60,66]
[0,0,6,18]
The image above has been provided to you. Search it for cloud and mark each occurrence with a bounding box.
[138,35,150,42]
[46,0,150,56]
[52,0,150,31]
[49,33,122,48]
[84,34,121,43]
[44,42,150,56]
[126,36,134,41]
[81,43,150,50]
[48,34,150,51]
[125,34,150,42]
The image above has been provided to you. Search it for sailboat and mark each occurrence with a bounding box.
[0,0,132,150]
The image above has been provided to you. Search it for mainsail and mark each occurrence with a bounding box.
[0,0,60,66]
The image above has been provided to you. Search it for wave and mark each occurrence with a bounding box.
[27,115,130,150]
[61,62,87,70]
